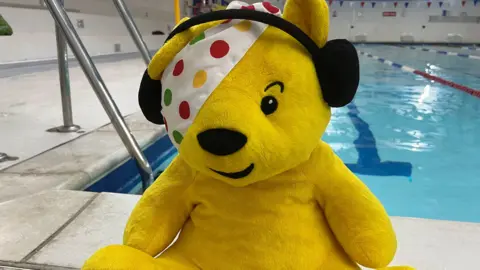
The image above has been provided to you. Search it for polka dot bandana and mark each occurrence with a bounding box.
[161,1,282,149]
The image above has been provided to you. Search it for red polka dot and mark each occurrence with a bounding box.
[262,2,280,13]
[210,40,230,59]
[241,5,255,10]
[179,101,190,119]
[163,117,168,131]
[173,60,184,76]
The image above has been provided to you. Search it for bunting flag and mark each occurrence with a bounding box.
[439,1,443,7]
[372,2,376,8]
[474,0,478,6]
[461,0,466,6]
[382,2,387,8]
[361,1,365,7]
[328,0,333,6]
[340,1,344,6]
[427,2,432,7]
[404,2,409,8]
[394,2,398,7]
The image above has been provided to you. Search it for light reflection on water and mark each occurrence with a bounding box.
[322,45,480,223]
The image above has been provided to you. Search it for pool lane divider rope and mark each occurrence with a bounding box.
[358,51,480,98]
[402,46,480,61]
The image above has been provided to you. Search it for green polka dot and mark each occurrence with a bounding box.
[189,32,205,45]
[164,89,172,106]
[173,130,183,144]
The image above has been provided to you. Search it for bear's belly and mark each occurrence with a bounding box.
[166,176,357,269]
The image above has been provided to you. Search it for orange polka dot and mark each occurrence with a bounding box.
[234,20,252,32]
[193,70,207,88]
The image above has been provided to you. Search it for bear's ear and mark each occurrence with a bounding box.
[139,17,221,125]
[282,0,329,48]
[138,17,191,125]
[148,16,192,80]
[148,17,221,80]
[284,0,359,108]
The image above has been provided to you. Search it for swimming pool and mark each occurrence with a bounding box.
[324,44,480,223]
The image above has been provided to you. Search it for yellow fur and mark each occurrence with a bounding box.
[283,0,329,47]
[83,0,414,269]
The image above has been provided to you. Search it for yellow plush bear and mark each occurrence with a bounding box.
[83,0,413,269]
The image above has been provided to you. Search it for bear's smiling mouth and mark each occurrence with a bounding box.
[211,164,254,179]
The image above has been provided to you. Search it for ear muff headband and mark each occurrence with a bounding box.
[139,9,359,125]
[167,10,360,108]
[166,9,320,58]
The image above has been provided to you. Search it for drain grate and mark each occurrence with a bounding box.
[114,43,121,53]
[0,152,18,163]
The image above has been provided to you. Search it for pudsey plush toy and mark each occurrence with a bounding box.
[83,1,414,269]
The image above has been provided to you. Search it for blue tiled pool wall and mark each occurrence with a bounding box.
[85,135,177,194]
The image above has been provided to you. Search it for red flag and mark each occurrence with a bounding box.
[461,0,466,6]
[427,2,431,7]
[394,2,398,7]
[361,1,365,7]
[328,0,333,6]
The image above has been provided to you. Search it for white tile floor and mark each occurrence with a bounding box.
[0,190,96,262]
[29,193,140,268]
[0,111,165,204]
[0,56,149,170]
[0,55,166,203]
[1,190,479,270]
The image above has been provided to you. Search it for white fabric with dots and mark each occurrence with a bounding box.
[161,1,282,148]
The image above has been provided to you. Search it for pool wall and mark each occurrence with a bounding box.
[85,135,177,194]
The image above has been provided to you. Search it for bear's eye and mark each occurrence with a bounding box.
[261,96,278,115]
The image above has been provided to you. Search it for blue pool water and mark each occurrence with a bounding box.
[324,45,480,223]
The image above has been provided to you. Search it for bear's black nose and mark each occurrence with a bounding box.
[197,129,247,156]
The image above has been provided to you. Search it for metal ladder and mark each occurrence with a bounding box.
[43,0,156,192]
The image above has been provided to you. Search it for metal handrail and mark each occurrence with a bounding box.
[44,0,154,191]
[112,0,152,65]
[47,0,80,133]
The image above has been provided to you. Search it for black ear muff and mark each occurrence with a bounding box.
[138,70,165,125]
[316,39,360,108]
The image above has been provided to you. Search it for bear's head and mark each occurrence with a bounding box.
[139,0,359,187]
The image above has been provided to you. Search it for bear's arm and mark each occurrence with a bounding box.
[123,156,196,256]
[311,142,397,269]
